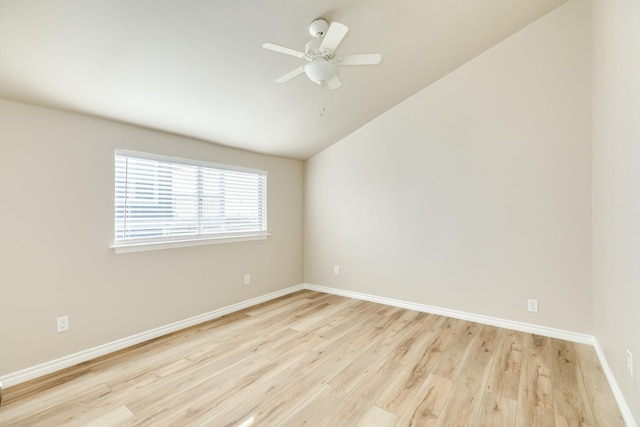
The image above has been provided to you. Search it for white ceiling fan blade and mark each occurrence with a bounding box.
[320,22,348,52]
[336,53,382,65]
[326,75,342,90]
[275,66,306,83]
[263,43,307,60]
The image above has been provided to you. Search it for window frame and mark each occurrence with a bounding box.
[112,150,269,254]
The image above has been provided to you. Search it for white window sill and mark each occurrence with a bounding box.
[111,233,270,254]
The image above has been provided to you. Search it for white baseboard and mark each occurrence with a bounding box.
[593,339,638,427]
[303,283,594,344]
[0,284,304,389]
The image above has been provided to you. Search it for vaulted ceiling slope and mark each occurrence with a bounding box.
[0,0,568,160]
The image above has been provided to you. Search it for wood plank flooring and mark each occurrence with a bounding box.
[0,290,625,426]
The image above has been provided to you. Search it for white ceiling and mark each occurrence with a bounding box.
[0,0,568,160]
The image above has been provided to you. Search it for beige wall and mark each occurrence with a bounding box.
[0,100,304,375]
[593,0,640,420]
[305,0,592,333]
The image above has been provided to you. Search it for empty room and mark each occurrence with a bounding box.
[0,0,638,425]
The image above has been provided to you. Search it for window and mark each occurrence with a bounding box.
[113,150,267,252]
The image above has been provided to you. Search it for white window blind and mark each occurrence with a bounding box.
[114,150,267,246]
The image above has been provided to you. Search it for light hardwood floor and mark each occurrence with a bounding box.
[0,290,625,426]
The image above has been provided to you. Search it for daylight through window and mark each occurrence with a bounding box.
[114,150,267,247]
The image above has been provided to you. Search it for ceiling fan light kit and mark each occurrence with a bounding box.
[305,59,337,85]
[263,18,382,90]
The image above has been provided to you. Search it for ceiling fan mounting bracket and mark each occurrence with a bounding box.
[308,18,329,38]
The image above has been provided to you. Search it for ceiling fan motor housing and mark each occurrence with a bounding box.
[305,39,327,57]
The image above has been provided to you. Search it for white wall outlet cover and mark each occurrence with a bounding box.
[56,315,69,333]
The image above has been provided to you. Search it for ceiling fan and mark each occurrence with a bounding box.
[263,18,382,90]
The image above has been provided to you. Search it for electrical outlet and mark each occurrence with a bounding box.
[56,315,69,333]
[334,265,340,275]
[244,274,251,285]
[527,299,539,313]
[627,349,634,377]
